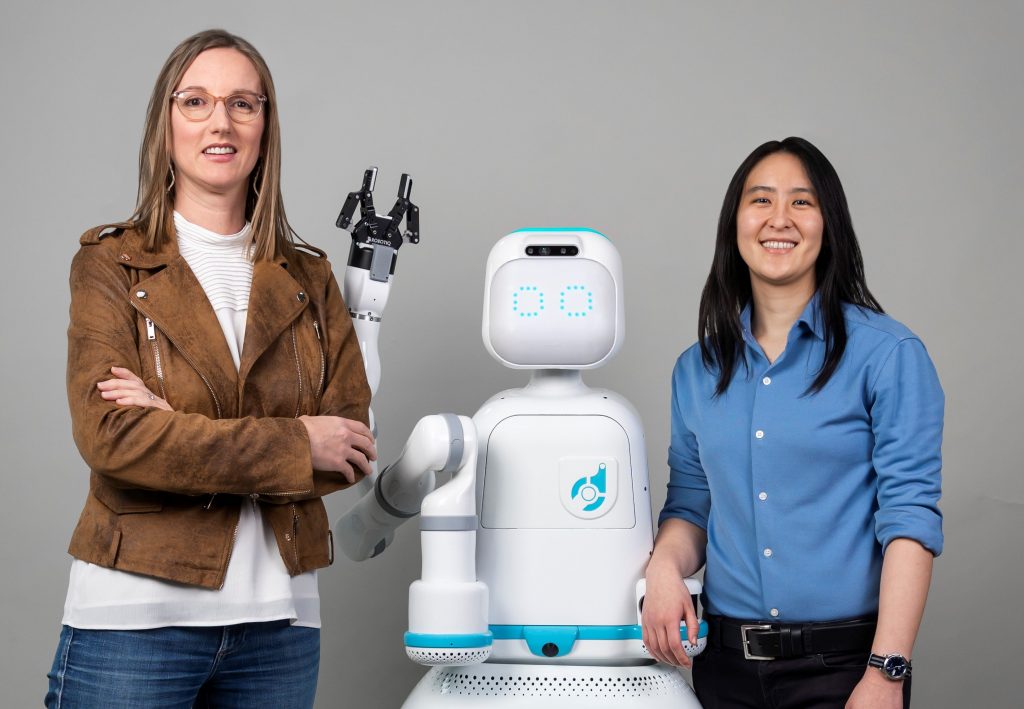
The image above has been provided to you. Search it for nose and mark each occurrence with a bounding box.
[208,98,232,132]
[768,200,792,230]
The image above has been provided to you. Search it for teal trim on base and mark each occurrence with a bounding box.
[404,631,493,649]
[509,227,608,239]
[489,621,709,657]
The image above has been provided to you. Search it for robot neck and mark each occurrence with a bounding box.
[524,369,588,396]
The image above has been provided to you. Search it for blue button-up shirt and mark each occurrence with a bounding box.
[659,294,943,622]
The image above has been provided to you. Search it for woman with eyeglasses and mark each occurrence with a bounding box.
[641,138,943,708]
[46,29,375,708]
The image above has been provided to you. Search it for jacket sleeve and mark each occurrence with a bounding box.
[308,267,372,497]
[67,242,316,498]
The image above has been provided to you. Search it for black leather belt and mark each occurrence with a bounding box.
[705,614,876,661]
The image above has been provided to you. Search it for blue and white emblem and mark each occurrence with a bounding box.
[559,457,618,520]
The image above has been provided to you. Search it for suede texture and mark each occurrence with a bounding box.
[65,226,370,589]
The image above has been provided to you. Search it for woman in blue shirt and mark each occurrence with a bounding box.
[642,137,943,709]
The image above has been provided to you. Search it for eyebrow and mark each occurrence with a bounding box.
[177,85,262,94]
[745,185,816,195]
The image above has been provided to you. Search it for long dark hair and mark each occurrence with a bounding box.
[697,137,883,396]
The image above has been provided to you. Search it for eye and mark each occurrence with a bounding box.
[793,198,814,207]
[231,96,255,111]
[752,197,770,204]
[183,94,207,107]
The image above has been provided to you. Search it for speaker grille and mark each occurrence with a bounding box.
[429,667,688,698]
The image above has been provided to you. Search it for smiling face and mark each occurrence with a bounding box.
[169,47,264,212]
[736,151,824,296]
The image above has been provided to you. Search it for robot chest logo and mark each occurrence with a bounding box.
[558,457,618,519]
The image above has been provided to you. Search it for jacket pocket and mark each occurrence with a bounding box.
[94,482,163,514]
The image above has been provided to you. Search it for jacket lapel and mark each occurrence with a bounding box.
[238,260,308,385]
[128,258,241,417]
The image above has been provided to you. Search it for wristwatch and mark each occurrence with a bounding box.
[868,653,912,680]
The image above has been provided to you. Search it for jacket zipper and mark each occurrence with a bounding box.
[290,504,301,569]
[289,323,303,419]
[145,318,168,401]
[312,320,326,401]
[132,303,222,419]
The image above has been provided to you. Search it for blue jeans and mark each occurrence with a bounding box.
[45,621,319,708]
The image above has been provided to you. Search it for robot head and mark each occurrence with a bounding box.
[482,228,624,369]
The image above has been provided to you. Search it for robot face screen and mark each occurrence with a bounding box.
[487,257,617,367]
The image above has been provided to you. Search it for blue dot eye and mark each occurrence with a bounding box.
[513,285,544,318]
[562,283,592,318]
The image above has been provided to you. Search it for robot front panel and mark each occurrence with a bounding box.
[480,414,635,529]
[477,413,652,627]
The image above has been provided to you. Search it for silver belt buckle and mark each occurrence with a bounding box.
[740,624,775,661]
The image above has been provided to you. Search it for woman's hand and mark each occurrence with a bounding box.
[97,366,172,411]
[641,562,699,668]
[299,416,377,483]
[845,670,904,708]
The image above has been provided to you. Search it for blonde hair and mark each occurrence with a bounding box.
[116,29,296,260]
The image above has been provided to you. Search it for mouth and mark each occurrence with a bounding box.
[760,239,797,251]
[203,144,237,155]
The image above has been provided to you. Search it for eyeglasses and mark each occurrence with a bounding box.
[170,90,267,123]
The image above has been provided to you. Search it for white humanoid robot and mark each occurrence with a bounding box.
[333,172,705,707]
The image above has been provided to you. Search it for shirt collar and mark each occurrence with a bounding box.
[740,290,825,345]
[739,301,757,348]
[798,291,825,341]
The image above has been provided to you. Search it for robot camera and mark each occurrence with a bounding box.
[525,245,578,257]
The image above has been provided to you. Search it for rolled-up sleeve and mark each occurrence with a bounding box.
[659,359,711,530]
[870,337,944,556]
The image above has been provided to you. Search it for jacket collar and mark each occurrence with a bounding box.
[109,227,290,270]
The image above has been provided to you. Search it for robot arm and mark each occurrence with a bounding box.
[405,419,492,666]
[338,166,419,395]
[335,414,468,561]
[335,413,490,666]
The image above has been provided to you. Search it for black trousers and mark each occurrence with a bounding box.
[692,645,912,709]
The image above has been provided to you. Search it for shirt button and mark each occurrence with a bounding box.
[763,548,773,558]
[762,376,771,385]
[758,492,768,501]
[755,430,765,439]
[770,608,780,617]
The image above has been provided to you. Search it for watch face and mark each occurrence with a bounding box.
[883,655,908,679]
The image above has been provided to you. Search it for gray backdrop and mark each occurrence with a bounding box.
[1,1,1020,707]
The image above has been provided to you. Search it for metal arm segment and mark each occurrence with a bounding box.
[335,414,470,562]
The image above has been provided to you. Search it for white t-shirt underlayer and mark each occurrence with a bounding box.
[62,212,319,630]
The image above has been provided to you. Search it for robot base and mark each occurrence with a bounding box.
[402,662,701,708]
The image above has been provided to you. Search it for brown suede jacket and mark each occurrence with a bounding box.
[66,225,370,589]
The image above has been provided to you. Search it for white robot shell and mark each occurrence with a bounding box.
[331,222,706,707]
[482,229,625,370]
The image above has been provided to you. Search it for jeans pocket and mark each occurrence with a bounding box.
[817,649,869,670]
